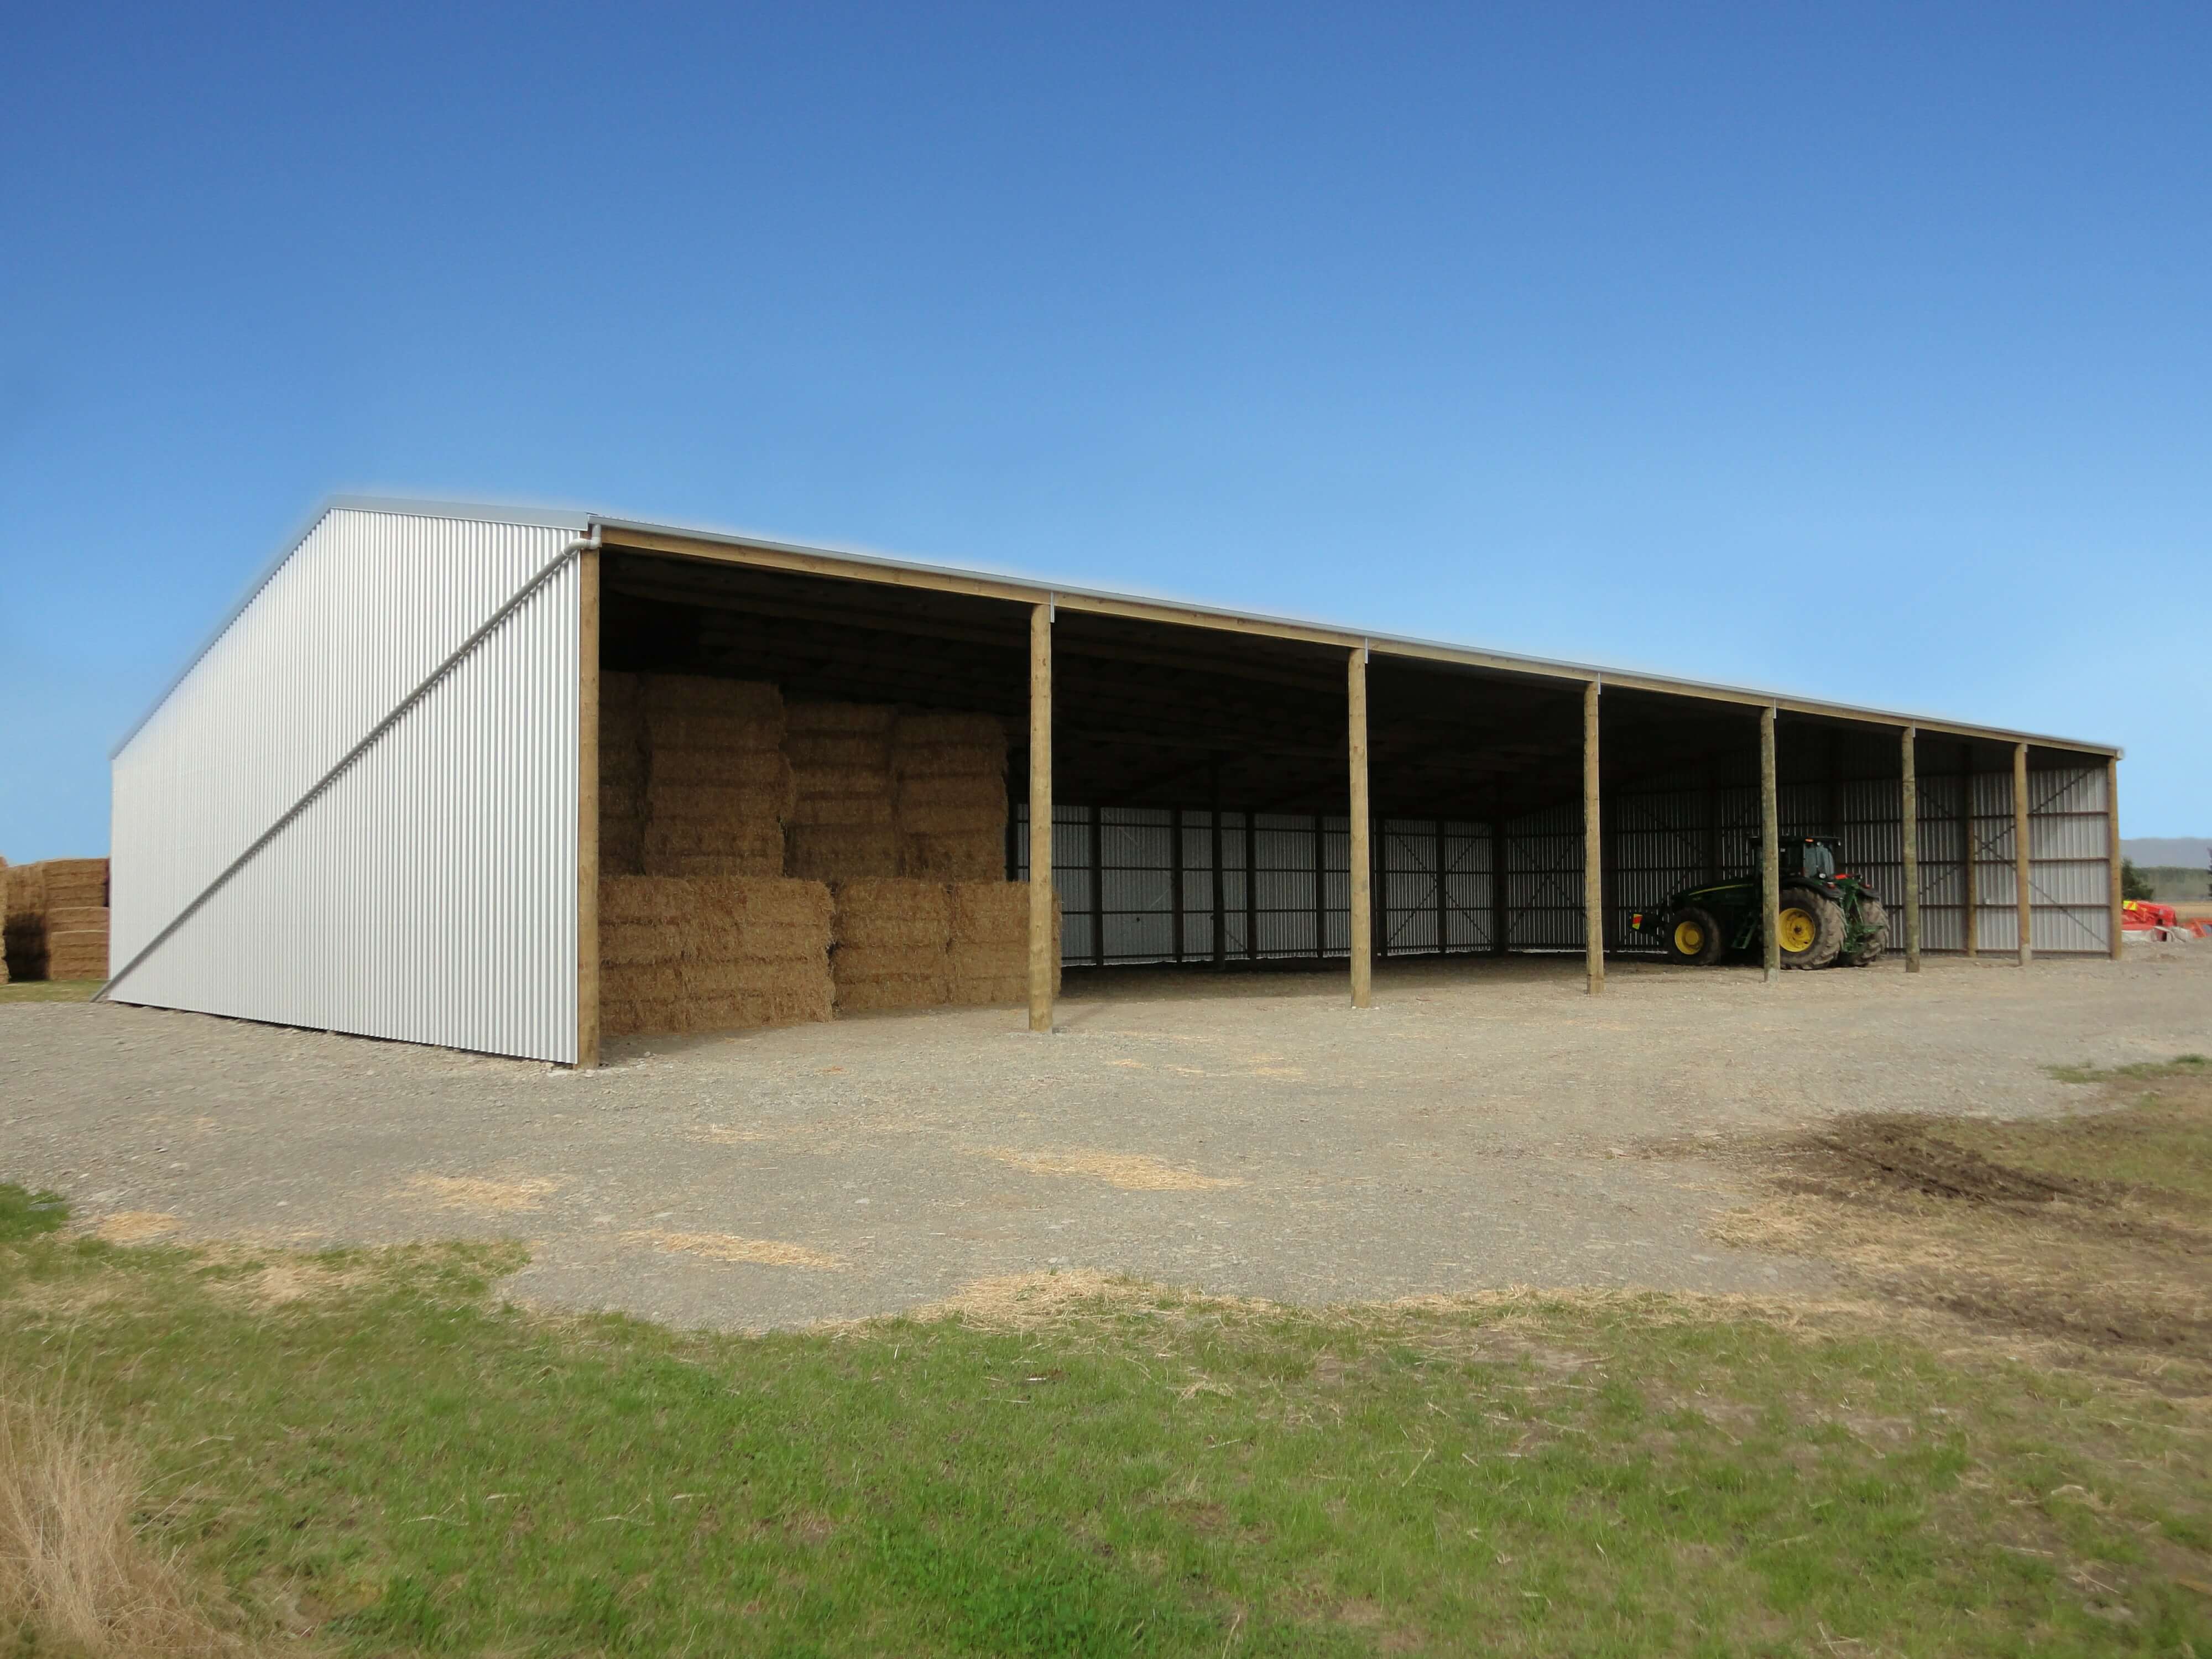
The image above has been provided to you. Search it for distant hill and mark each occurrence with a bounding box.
[2122,838,2211,867]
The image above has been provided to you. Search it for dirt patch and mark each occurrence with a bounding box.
[91,1211,178,1243]
[626,1230,846,1270]
[1713,1068,2212,1379]
[977,1148,1241,1191]
[401,1176,563,1213]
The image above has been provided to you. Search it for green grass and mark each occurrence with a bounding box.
[3,1196,2209,1655]
[0,977,101,1003]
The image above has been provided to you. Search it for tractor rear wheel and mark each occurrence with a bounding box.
[1666,905,1726,966]
[1843,894,1890,966]
[1776,885,1845,968]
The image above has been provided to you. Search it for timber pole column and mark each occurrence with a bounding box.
[1348,645,1373,1008]
[2106,756,2124,961]
[576,544,602,1070]
[1760,705,1781,985]
[1901,725,1921,974]
[1028,601,1056,1032]
[1583,680,1604,996]
[2013,740,2033,967]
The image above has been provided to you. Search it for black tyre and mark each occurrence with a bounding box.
[1665,905,1728,966]
[1775,884,1845,969]
[1842,894,1890,966]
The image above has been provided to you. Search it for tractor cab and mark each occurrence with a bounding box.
[1779,836,1843,884]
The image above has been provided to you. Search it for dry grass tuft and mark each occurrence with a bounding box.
[401,1175,564,1213]
[0,1386,242,1656]
[625,1230,846,1270]
[91,1212,178,1244]
[977,1147,1243,1191]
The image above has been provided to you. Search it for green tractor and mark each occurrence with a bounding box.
[1630,836,1890,969]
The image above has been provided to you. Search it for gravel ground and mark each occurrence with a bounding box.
[4,948,2206,1331]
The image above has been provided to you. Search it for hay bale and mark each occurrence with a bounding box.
[787,787,897,830]
[5,862,47,923]
[787,701,896,735]
[600,877,696,925]
[786,735,893,772]
[641,675,786,750]
[900,833,1006,881]
[598,875,833,1036]
[40,859,108,910]
[785,825,904,881]
[946,884,1061,1005]
[832,880,951,944]
[834,976,951,1014]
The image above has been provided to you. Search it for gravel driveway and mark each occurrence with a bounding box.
[4,948,2205,1330]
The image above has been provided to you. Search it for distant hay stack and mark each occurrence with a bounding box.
[599,874,832,1036]
[831,878,952,1013]
[2,860,105,983]
[639,676,794,880]
[43,905,110,982]
[785,701,901,880]
[891,713,1008,880]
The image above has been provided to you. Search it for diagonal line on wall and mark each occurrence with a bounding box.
[99,540,588,1003]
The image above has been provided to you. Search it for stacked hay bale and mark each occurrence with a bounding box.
[891,713,1009,880]
[784,702,902,880]
[598,671,648,875]
[947,881,1061,1005]
[0,859,106,982]
[0,856,8,985]
[639,676,794,879]
[599,874,832,1036]
[830,879,951,1013]
[3,863,49,981]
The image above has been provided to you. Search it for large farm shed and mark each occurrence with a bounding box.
[106,499,2125,1066]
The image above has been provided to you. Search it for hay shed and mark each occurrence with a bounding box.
[105,498,2125,1065]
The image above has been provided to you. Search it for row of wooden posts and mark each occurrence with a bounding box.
[1021,604,2126,1031]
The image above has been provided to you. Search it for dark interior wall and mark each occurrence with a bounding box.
[601,546,2114,962]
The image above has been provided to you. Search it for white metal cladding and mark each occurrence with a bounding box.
[108,508,584,1062]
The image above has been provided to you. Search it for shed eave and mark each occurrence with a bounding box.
[589,513,2124,760]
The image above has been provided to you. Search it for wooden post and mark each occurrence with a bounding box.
[1760,706,1781,984]
[576,546,601,1070]
[1348,647,1373,1008]
[2106,756,2124,961]
[1027,603,1054,1032]
[2013,741,2033,966]
[1209,764,1227,967]
[1900,726,1921,974]
[1960,745,1979,958]
[1583,680,1604,995]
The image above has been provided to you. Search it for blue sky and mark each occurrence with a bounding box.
[3,2,2205,859]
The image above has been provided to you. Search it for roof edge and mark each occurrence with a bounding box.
[595,513,2125,759]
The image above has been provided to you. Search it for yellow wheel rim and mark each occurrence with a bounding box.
[1777,907,1818,952]
[1673,919,1705,955]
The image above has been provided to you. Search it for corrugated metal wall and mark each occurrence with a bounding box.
[108,507,586,1062]
[1013,759,2111,967]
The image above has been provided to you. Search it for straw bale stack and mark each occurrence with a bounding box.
[639,676,795,879]
[831,879,951,1013]
[45,905,109,982]
[599,874,833,1036]
[784,702,902,880]
[0,855,8,985]
[40,859,107,910]
[599,671,647,875]
[3,863,49,981]
[946,881,1061,1005]
[891,713,1008,880]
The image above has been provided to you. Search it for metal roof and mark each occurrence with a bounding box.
[119,494,2120,759]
